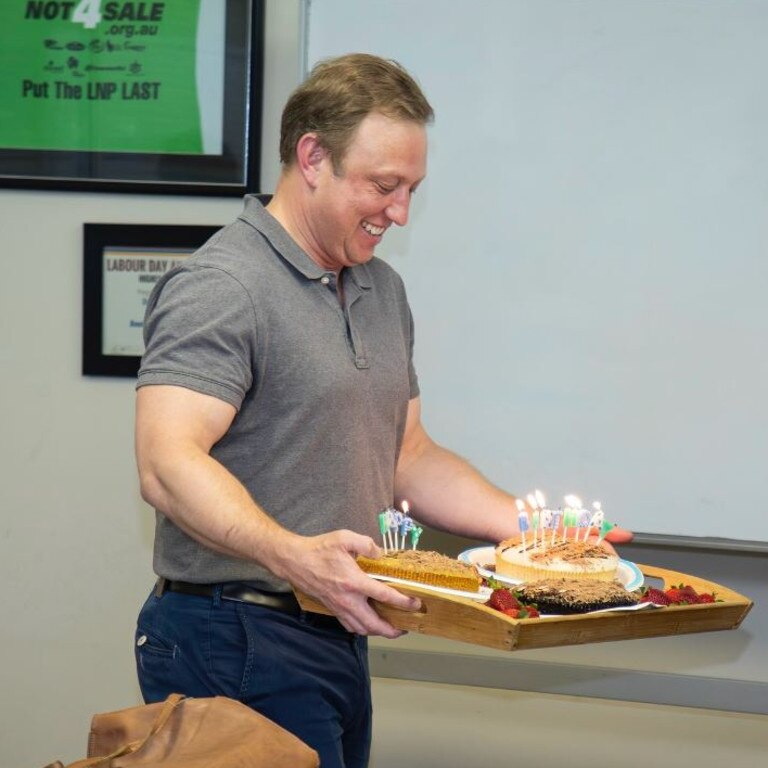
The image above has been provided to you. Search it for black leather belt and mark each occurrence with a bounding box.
[155,578,347,633]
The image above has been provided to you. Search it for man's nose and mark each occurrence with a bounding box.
[386,188,411,227]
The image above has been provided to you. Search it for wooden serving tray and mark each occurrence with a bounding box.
[293,564,753,651]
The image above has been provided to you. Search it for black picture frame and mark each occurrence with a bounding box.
[82,222,222,377]
[1,1,264,196]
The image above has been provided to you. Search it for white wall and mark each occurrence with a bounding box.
[0,2,304,766]
[307,0,768,542]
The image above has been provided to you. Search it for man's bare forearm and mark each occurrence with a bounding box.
[394,436,521,543]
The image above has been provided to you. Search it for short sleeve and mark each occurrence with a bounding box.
[137,265,256,410]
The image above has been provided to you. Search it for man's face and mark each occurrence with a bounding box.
[307,112,427,272]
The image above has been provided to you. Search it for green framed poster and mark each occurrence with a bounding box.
[0,0,264,195]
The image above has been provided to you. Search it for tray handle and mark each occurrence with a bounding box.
[638,562,749,603]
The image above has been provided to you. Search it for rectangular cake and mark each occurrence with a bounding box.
[356,550,482,592]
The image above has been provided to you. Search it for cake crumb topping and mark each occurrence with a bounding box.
[356,549,482,592]
[528,540,613,564]
[498,537,613,563]
[517,577,637,604]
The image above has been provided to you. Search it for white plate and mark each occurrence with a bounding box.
[457,546,644,592]
[367,573,491,601]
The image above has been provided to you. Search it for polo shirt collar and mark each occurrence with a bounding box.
[239,194,372,289]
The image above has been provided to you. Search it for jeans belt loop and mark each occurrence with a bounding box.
[154,577,168,598]
[212,584,223,608]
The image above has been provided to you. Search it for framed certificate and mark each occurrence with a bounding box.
[82,222,222,376]
[0,1,264,195]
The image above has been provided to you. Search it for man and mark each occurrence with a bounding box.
[134,53,628,767]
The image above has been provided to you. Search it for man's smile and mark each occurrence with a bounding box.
[362,221,385,237]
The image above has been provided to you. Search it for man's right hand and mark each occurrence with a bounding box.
[272,529,422,638]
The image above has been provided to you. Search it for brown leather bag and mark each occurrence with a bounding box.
[44,693,319,768]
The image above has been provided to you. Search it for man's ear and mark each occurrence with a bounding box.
[295,133,329,188]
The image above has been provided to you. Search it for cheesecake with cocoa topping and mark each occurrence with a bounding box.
[495,536,619,582]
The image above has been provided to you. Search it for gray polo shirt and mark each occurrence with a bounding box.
[137,195,419,589]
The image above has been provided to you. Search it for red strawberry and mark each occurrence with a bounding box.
[664,587,691,604]
[696,593,716,603]
[502,608,520,618]
[488,588,520,612]
[680,584,700,600]
[639,587,671,605]
[524,606,540,618]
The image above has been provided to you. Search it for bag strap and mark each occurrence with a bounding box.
[144,692,186,739]
[65,694,186,768]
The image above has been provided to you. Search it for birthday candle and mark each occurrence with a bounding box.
[568,509,580,541]
[534,491,547,548]
[516,499,529,549]
[391,509,403,549]
[576,509,591,542]
[385,508,396,550]
[574,497,587,541]
[563,495,581,541]
[400,500,411,551]
[562,496,572,540]
[588,502,603,540]
[410,525,423,550]
[399,516,413,550]
[541,508,553,549]
[562,497,571,541]
[378,512,389,554]
[598,519,615,543]
[550,508,562,545]
[532,509,540,547]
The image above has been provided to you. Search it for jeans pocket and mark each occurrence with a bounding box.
[136,626,177,682]
[136,627,177,659]
[135,626,180,702]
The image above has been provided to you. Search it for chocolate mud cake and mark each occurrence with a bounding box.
[515,577,640,614]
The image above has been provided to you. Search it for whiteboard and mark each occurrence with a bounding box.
[307,0,768,541]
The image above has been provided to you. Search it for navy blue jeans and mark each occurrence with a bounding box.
[135,586,372,768]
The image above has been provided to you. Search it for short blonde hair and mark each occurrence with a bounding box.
[279,53,434,172]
